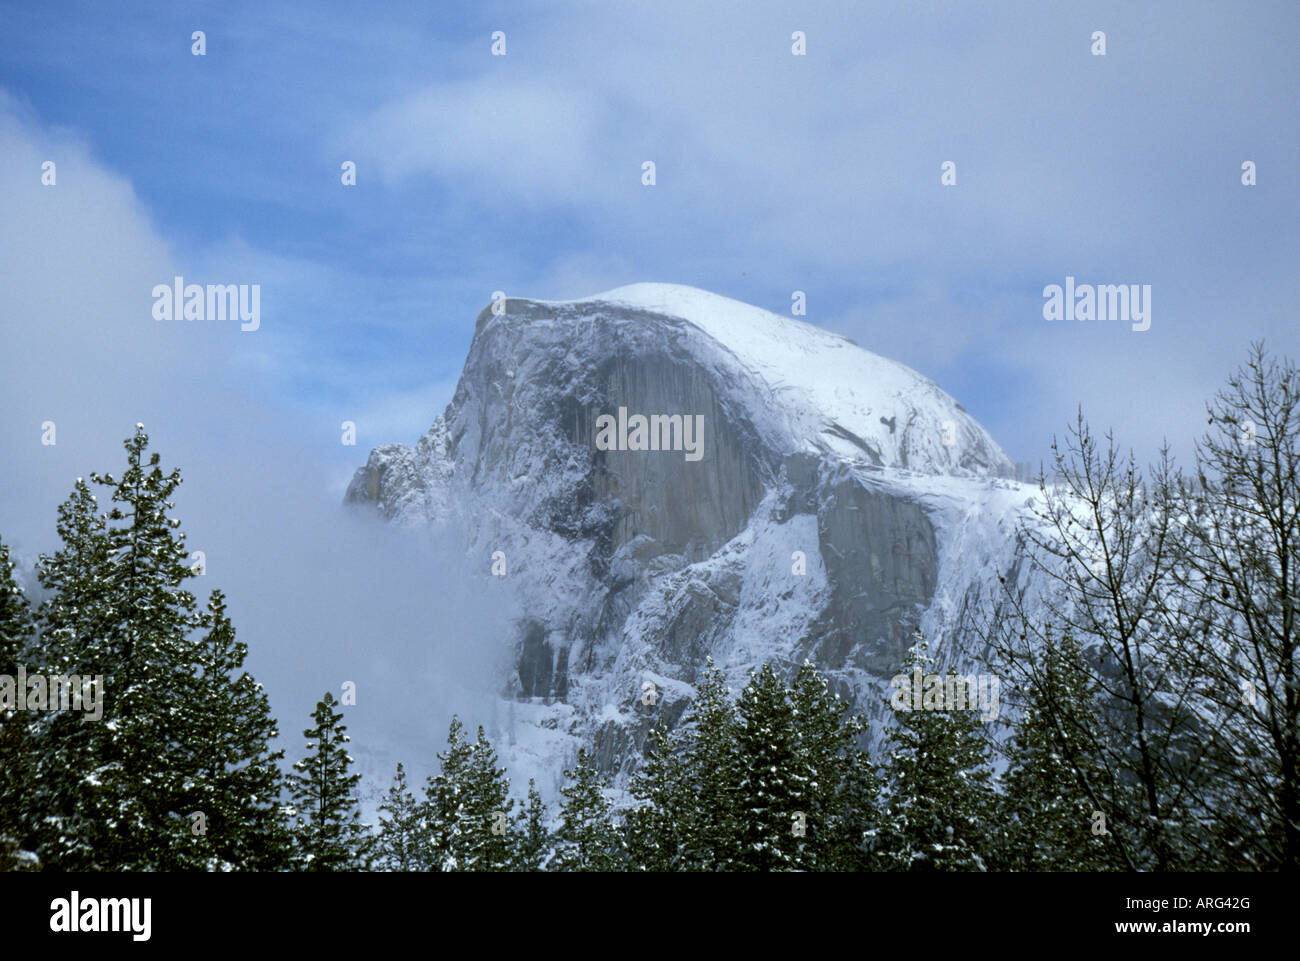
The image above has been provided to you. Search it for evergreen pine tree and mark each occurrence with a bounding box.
[34,478,114,682]
[0,536,31,677]
[789,661,879,870]
[0,535,36,858]
[626,722,691,871]
[27,479,115,865]
[879,634,996,871]
[511,778,551,871]
[831,739,882,871]
[627,660,745,871]
[462,725,515,871]
[97,428,202,867]
[996,626,1116,871]
[553,748,621,871]
[30,429,206,870]
[94,428,204,869]
[422,721,516,871]
[377,763,426,871]
[625,659,870,872]
[172,590,292,870]
[733,664,807,871]
[290,691,371,871]
[12,430,303,870]
[28,429,293,869]
[681,662,744,870]
[423,715,474,871]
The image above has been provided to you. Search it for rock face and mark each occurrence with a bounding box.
[346,284,1039,790]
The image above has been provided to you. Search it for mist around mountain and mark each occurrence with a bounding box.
[345,284,1034,782]
[3,286,1296,873]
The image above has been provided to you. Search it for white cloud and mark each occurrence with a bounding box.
[347,79,609,208]
[0,93,516,778]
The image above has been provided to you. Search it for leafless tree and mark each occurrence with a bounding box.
[1164,342,1300,870]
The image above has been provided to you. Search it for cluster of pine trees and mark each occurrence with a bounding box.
[0,481,1116,876]
[363,652,1054,872]
[0,428,288,870]
[355,645,1122,872]
[0,434,1077,875]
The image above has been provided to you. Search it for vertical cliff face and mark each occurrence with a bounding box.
[805,464,940,678]
[346,284,1036,787]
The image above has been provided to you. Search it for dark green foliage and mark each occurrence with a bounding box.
[789,662,879,870]
[879,635,995,872]
[31,432,202,869]
[0,536,32,676]
[0,536,36,856]
[174,591,291,870]
[423,715,473,870]
[422,717,515,871]
[511,779,551,871]
[733,664,808,870]
[290,691,370,871]
[463,725,515,870]
[554,748,621,871]
[626,723,690,870]
[376,763,425,871]
[626,658,879,872]
[12,430,292,871]
[994,627,1118,871]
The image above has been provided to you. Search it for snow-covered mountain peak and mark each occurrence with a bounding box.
[508,283,1012,477]
[347,283,1042,790]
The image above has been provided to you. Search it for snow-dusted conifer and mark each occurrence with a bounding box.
[553,748,621,871]
[511,778,551,871]
[423,715,474,870]
[290,691,371,870]
[0,535,36,857]
[377,763,426,871]
[879,633,995,872]
[174,590,292,870]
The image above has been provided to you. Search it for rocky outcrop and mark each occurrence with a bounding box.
[805,463,939,677]
[346,285,1036,785]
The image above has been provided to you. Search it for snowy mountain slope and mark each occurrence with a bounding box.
[534,283,1012,477]
[346,284,1042,798]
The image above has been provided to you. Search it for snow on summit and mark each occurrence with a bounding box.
[532,282,1013,477]
[348,281,1043,794]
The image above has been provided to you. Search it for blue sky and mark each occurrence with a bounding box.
[3,0,1297,478]
[1,0,1297,788]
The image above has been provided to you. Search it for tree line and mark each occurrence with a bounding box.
[0,341,1295,870]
